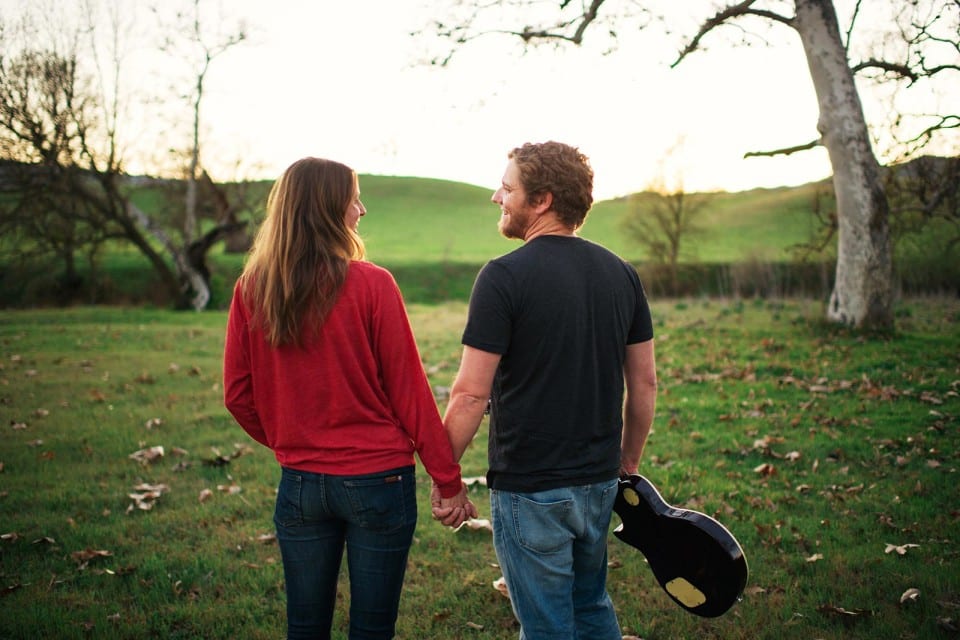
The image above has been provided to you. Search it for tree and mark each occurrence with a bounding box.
[0,45,184,305]
[153,0,248,309]
[621,141,711,292]
[154,0,246,246]
[424,0,959,330]
[1,1,252,310]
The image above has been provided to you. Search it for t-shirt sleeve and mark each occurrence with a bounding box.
[626,265,654,344]
[461,261,513,354]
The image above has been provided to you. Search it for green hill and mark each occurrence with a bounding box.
[352,175,830,266]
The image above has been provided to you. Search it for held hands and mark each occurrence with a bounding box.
[431,482,479,529]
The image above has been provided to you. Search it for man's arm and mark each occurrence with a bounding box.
[443,345,501,461]
[621,339,657,475]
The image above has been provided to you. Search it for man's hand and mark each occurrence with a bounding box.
[431,482,479,529]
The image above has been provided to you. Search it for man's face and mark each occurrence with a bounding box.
[491,159,532,240]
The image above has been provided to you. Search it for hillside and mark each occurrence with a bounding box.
[352,175,830,266]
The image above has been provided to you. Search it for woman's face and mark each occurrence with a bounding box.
[344,188,367,230]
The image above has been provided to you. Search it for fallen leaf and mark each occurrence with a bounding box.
[456,518,493,533]
[900,588,920,604]
[884,543,920,555]
[132,483,169,493]
[754,462,776,477]
[198,489,213,503]
[128,445,164,465]
[71,548,113,565]
[817,603,871,617]
[806,553,824,563]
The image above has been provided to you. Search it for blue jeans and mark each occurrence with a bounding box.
[491,479,622,640]
[273,465,417,640]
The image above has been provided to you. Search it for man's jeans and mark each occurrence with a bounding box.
[273,465,417,640]
[491,479,622,640]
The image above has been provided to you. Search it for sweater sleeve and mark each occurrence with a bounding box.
[373,274,463,498]
[223,282,269,448]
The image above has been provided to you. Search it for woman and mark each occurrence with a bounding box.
[224,157,474,639]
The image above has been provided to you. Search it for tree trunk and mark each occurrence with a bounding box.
[125,201,210,310]
[794,0,894,330]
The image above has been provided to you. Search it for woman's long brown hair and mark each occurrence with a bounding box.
[239,157,365,347]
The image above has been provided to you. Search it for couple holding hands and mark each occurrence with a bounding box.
[224,141,657,639]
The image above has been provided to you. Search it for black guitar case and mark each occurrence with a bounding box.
[612,474,748,618]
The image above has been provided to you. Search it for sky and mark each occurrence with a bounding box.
[193,0,832,199]
[3,0,956,200]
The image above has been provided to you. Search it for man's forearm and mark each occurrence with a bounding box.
[442,391,487,462]
[621,380,656,473]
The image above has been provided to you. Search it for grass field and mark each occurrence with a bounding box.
[1,297,958,639]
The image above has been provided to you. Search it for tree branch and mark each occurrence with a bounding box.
[671,0,794,68]
[519,0,604,45]
[744,139,821,158]
[851,58,918,82]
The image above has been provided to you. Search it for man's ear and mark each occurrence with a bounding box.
[531,191,553,215]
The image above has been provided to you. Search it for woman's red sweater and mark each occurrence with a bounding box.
[223,261,463,498]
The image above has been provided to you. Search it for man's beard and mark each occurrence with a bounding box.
[498,207,530,240]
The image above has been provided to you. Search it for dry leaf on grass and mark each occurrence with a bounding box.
[900,588,920,604]
[884,543,920,555]
[817,603,872,618]
[456,518,493,533]
[128,445,164,465]
[71,548,112,566]
[127,483,169,512]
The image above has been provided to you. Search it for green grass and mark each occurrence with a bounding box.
[1,297,958,639]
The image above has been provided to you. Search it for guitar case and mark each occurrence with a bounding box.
[613,474,748,618]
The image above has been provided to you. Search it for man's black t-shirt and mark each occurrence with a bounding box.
[462,235,654,492]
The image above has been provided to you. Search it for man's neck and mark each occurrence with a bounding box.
[523,214,576,242]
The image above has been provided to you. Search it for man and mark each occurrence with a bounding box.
[437,141,657,638]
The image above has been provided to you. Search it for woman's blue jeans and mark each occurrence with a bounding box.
[491,479,622,640]
[273,465,417,640]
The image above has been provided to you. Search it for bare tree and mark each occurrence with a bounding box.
[1,1,253,310]
[151,0,247,309]
[0,42,185,305]
[154,0,246,247]
[621,142,710,292]
[423,0,959,330]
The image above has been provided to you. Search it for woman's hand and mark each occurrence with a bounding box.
[430,482,478,528]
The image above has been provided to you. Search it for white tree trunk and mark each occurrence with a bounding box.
[794,0,894,329]
[127,201,210,311]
